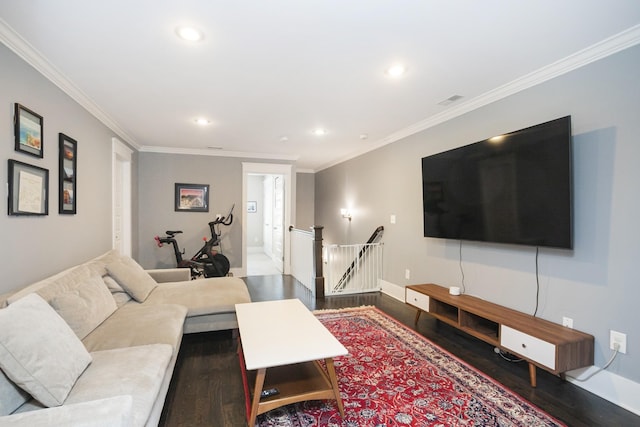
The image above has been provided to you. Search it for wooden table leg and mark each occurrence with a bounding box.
[414,309,421,325]
[528,363,537,388]
[248,368,266,427]
[325,357,345,418]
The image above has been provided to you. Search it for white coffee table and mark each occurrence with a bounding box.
[235,299,348,426]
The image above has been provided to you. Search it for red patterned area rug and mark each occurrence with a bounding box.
[255,306,564,427]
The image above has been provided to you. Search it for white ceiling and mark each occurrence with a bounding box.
[1,1,640,171]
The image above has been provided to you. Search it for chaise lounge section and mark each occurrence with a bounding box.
[0,249,251,426]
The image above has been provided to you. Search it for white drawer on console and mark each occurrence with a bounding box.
[500,325,556,370]
[406,288,430,312]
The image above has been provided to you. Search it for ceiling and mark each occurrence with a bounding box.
[1,1,640,171]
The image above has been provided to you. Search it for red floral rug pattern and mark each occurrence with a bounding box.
[256,306,564,427]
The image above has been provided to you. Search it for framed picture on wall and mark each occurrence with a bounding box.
[175,183,209,212]
[59,133,77,214]
[247,201,257,213]
[8,159,49,216]
[14,103,44,158]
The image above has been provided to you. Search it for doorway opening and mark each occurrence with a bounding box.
[242,163,293,277]
[247,174,284,275]
[112,138,132,257]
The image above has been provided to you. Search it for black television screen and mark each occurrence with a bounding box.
[422,116,572,249]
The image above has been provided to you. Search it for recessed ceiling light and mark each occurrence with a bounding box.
[313,128,327,136]
[280,136,289,143]
[359,133,369,140]
[385,64,407,78]
[195,118,210,125]
[176,26,204,42]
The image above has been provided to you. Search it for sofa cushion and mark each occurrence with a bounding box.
[106,258,157,302]
[86,249,123,277]
[0,294,92,407]
[0,369,29,416]
[50,274,117,339]
[3,395,133,426]
[35,264,93,304]
[15,345,172,427]
[144,276,251,316]
[82,303,187,353]
[65,344,172,427]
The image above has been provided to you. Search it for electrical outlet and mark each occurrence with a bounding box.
[610,330,627,354]
[405,269,410,280]
[390,214,396,224]
[562,317,573,328]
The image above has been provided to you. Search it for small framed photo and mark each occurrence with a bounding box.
[8,159,49,216]
[14,103,44,158]
[175,183,209,212]
[59,133,77,214]
[247,201,257,213]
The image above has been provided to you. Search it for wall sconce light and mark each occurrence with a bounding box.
[340,208,352,220]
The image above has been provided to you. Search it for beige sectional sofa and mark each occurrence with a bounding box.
[0,249,251,426]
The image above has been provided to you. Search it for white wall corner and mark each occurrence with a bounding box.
[567,367,640,416]
[380,279,405,302]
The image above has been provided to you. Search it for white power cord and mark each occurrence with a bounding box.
[567,344,619,382]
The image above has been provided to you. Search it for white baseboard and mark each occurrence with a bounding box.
[566,366,640,416]
[380,279,405,302]
[229,267,243,278]
[378,279,640,416]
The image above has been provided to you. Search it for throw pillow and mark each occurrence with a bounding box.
[106,257,157,302]
[102,275,132,307]
[50,274,118,339]
[0,293,92,407]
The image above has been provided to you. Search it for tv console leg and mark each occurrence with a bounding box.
[528,363,537,387]
[414,309,421,325]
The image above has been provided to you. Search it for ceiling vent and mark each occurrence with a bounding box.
[438,95,463,106]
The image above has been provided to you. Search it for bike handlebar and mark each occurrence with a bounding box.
[209,213,233,227]
[155,235,173,247]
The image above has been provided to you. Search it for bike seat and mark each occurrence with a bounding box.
[166,230,183,236]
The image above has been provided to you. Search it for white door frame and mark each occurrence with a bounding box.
[241,162,294,277]
[112,138,133,256]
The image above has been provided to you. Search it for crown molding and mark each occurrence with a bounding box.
[3,17,639,169]
[0,18,141,150]
[316,24,640,172]
[139,145,299,162]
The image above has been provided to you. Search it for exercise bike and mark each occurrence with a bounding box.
[155,205,234,279]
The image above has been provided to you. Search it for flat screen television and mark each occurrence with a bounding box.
[422,116,572,249]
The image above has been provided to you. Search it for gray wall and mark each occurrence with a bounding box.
[315,45,640,383]
[137,152,243,270]
[0,44,125,295]
[136,153,295,270]
[295,172,315,230]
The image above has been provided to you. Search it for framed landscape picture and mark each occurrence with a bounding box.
[14,103,44,158]
[8,159,49,216]
[59,133,77,214]
[175,183,209,212]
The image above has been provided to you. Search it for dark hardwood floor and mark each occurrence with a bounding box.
[159,275,640,427]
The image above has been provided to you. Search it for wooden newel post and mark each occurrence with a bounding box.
[312,226,325,299]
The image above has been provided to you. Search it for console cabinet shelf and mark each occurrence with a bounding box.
[406,284,594,387]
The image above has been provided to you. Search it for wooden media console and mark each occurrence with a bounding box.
[405,284,594,387]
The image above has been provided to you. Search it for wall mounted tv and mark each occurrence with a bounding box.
[422,116,572,249]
